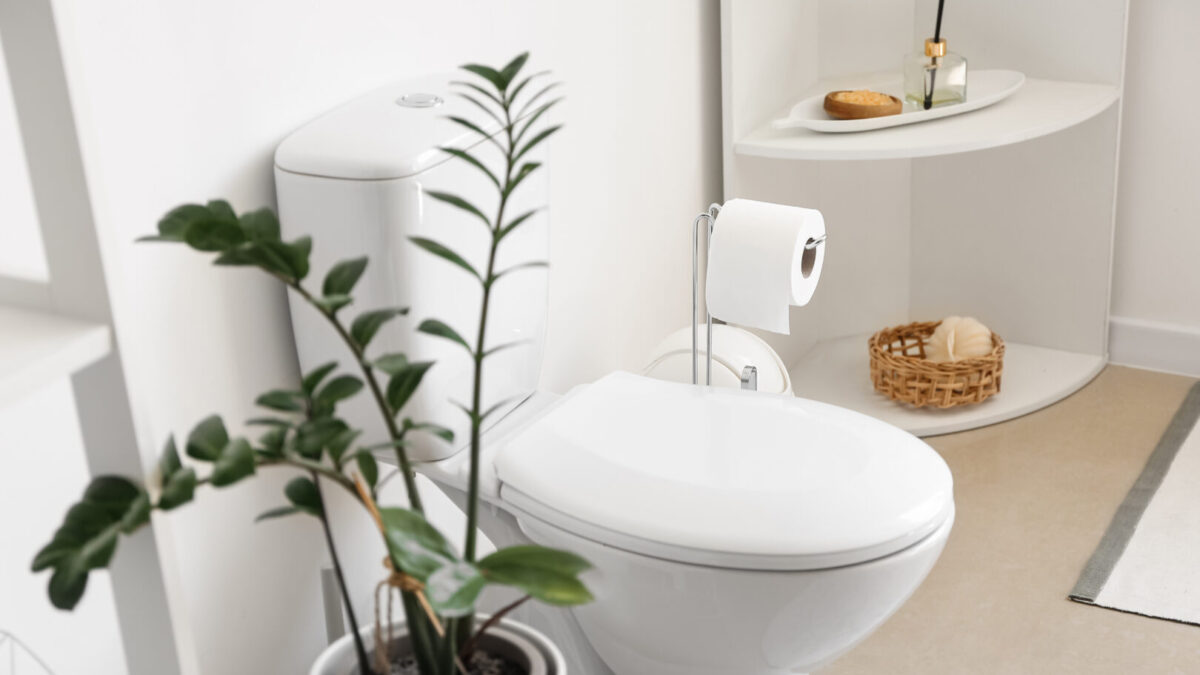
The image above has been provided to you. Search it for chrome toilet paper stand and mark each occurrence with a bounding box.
[691,202,826,388]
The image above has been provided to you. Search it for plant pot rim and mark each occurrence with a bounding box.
[310,614,566,675]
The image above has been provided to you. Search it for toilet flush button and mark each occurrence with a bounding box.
[395,93,444,108]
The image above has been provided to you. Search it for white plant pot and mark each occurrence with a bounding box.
[310,615,567,675]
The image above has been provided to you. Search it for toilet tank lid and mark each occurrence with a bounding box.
[494,372,954,570]
[275,74,503,181]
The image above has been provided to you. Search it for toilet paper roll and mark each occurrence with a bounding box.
[705,198,825,335]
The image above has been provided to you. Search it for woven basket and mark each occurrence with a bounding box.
[868,320,1005,408]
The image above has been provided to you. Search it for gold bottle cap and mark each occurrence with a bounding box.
[925,38,947,57]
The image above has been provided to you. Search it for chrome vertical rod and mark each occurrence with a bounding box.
[692,203,722,385]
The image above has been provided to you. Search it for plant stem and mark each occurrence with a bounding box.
[458,595,530,662]
[289,282,424,514]
[314,474,373,673]
[464,95,516,564]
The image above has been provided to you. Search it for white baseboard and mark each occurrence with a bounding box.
[1109,316,1200,378]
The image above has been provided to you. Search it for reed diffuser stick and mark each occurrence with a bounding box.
[924,0,947,110]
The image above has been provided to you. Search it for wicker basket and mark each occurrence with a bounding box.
[868,320,1005,408]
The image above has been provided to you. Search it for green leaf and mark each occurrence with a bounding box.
[302,362,338,395]
[184,215,245,252]
[409,237,481,280]
[516,81,562,119]
[483,339,532,358]
[255,505,302,522]
[257,426,288,458]
[186,415,229,461]
[514,124,560,163]
[386,361,435,413]
[379,507,457,579]
[256,389,305,412]
[506,69,549,106]
[479,545,593,606]
[497,52,530,90]
[456,92,506,128]
[356,452,379,489]
[323,257,368,297]
[159,437,183,481]
[212,241,292,279]
[159,468,197,510]
[284,236,312,280]
[211,438,256,487]
[294,418,349,459]
[350,307,408,349]
[427,561,486,618]
[460,64,506,92]
[445,116,502,149]
[246,417,293,428]
[439,147,499,188]
[495,209,541,244]
[426,191,492,229]
[33,477,151,610]
[120,493,152,533]
[239,208,280,242]
[314,294,352,313]
[504,162,543,199]
[515,98,562,145]
[372,353,410,376]
[404,420,455,444]
[315,375,363,408]
[207,199,237,223]
[417,319,472,354]
[490,261,548,286]
[326,428,361,465]
[150,204,210,242]
[284,476,324,516]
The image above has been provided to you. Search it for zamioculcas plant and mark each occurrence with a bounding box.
[33,53,590,675]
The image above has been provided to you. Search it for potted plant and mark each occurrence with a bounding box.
[32,53,588,675]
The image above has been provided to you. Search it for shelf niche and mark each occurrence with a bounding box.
[720,0,1128,436]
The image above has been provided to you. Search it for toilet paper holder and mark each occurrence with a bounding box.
[692,203,826,386]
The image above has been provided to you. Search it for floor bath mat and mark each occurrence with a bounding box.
[1070,380,1200,624]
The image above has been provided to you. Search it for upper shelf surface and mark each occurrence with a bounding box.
[736,77,1120,161]
[0,304,111,408]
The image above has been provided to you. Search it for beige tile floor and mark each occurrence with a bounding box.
[821,366,1200,675]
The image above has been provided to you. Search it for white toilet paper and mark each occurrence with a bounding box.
[705,198,825,335]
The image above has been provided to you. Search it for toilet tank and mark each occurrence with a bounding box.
[274,74,549,462]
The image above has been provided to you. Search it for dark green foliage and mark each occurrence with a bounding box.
[210,438,256,487]
[36,54,589,675]
[386,360,436,413]
[350,307,409,349]
[417,319,471,354]
[186,415,229,461]
[323,257,368,297]
[32,477,150,609]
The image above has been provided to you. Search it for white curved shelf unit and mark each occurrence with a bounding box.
[789,334,1106,437]
[0,304,111,408]
[736,77,1120,161]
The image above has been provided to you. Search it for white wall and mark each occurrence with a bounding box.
[37,1,721,673]
[1109,0,1200,376]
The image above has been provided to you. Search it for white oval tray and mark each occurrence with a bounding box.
[773,69,1026,134]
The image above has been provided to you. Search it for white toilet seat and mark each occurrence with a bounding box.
[493,372,954,571]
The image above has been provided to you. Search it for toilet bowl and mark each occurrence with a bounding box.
[274,75,954,674]
[420,372,954,675]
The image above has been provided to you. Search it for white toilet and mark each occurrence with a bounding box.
[275,75,954,675]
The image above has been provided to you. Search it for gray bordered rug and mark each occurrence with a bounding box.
[1070,380,1200,625]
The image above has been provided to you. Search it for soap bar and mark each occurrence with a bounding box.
[927,316,992,362]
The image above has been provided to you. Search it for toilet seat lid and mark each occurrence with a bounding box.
[494,372,953,570]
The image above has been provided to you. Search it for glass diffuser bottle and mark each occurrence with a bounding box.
[904,38,967,109]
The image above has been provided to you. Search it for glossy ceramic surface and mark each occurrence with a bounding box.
[495,372,953,569]
[517,503,954,675]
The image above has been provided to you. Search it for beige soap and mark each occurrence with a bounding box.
[927,316,993,362]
